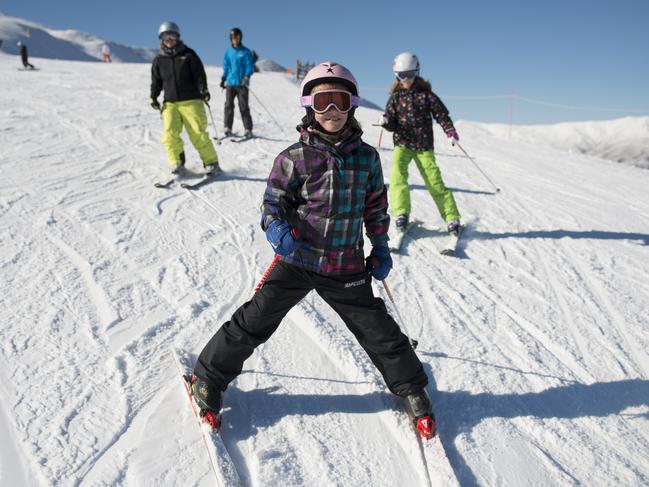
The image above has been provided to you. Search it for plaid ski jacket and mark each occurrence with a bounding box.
[384,78,455,151]
[261,122,390,275]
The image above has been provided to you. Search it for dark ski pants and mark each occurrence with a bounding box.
[223,86,253,132]
[194,261,428,397]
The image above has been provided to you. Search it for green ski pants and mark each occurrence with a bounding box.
[389,146,460,221]
[161,99,218,167]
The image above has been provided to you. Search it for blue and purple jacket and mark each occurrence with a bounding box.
[261,122,390,275]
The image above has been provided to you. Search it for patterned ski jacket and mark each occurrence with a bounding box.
[261,121,390,275]
[383,78,455,151]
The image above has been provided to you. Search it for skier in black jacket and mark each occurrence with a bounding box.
[150,21,220,176]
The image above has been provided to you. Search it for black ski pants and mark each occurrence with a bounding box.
[194,261,428,397]
[223,86,253,132]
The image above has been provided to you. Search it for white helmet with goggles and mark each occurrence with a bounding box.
[299,61,360,113]
[393,52,420,80]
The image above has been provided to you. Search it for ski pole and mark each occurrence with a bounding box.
[454,141,501,193]
[377,128,383,150]
[249,88,288,138]
[380,279,419,349]
[204,101,221,144]
[254,255,280,292]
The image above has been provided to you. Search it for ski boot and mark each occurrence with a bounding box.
[204,161,222,177]
[447,220,461,236]
[187,375,223,430]
[171,152,186,176]
[404,389,436,439]
[395,214,409,232]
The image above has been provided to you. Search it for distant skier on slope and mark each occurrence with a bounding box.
[17,41,35,70]
[101,43,112,63]
[220,27,255,139]
[379,52,461,236]
[189,61,437,439]
[150,21,221,176]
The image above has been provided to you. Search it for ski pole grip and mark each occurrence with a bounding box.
[290,228,300,239]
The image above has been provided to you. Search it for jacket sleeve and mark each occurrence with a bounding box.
[150,57,162,99]
[222,49,230,82]
[429,91,455,133]
[383,94,399,132]
[243,48,255,77]
[363,149,390,246]
[191,52,208,93]
[261,151,300,230]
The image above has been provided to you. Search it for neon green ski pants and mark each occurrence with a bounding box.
[389,146,460,221]
[161,99,218,166]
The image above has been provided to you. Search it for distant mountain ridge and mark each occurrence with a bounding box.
[0,12,156,63]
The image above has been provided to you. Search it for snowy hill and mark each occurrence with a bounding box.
[464,117,649,169]
[256,58,286,73]
[1,54,648,487]
[0,13,156,62]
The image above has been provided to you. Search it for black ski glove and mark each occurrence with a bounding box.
[150,97,161,111]
[201,89,211,103]
[219,78,226,89]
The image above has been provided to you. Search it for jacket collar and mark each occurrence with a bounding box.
[159,41,187,57]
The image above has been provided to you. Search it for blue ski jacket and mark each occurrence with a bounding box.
[222,45,254,87]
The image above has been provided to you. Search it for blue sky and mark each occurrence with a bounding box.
[3,0,649,124]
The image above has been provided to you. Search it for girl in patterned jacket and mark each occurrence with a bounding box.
[190,61,437,439]
[380,52,462,235]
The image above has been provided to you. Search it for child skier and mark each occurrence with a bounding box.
[191,61,436,439]
[380,52,461,235]
[150,21,220,176]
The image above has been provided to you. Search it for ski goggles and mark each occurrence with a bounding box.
[395,70,419,81]
[300,90,360,113]
[160,32,179,41]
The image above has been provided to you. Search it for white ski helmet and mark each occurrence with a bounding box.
[158,21,180,39]
[393,52,420,73]
[300,61,359,97]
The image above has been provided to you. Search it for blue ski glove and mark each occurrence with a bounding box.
[266,220,299,256]
[366,245,392,280]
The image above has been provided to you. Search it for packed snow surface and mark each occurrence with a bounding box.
[1,53,648,486]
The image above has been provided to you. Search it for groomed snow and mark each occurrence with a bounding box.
[0,52,648,486]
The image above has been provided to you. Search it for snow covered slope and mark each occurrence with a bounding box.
[464,116,649,169]
[0,13,156,62]
[0,53,648,486]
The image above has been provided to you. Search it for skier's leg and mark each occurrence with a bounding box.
[194,261,312,390]
[413,150,461,222]
[160,102,185,168]
[237,87,253,132]
[178,99,218,166]
[315,272,428,396]
[389,146,414,218]
[223,87,236,132]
